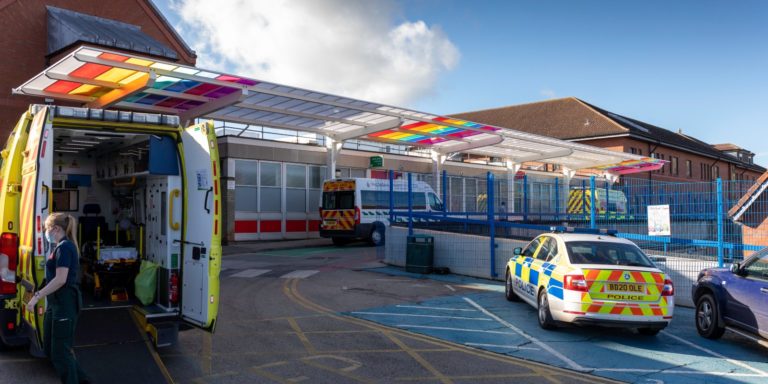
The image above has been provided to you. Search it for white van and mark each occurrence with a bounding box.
[319,178,444,246]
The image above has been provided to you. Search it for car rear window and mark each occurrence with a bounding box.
[565,241,655,268]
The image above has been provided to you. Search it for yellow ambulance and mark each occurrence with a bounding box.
[0,105,221,355]
[567,187,629,218]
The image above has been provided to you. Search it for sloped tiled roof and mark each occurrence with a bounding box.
[451,97,764,171]
[47,6,178,60]
[450,97,627,140]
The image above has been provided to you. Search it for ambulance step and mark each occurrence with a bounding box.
[134,304,179,321]
[150,322,179,348]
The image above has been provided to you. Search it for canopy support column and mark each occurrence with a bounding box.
[431,151,447,197]
[325,137,343,180]
[505,160,521,213]
[561,167,576,218]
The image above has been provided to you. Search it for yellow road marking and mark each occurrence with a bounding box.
[301,355,373,383]
[282,278,621,384]
[129,309,176,384]
[287,317,317,354]
[383,331,454,384]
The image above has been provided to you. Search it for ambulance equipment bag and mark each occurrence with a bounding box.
[135,260,159,305]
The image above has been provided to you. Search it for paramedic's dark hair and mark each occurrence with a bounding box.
[45,213,79,254]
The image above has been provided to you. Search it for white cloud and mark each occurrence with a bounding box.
[540,89,557,99]
[171,0,460,105]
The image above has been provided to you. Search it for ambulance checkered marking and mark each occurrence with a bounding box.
[323,180,355,192]
[567,190,590,214]
[321,209,355,231]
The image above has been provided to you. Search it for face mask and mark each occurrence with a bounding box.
[45,229,57,244]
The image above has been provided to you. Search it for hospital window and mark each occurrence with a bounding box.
[260,162,282,212]
[235,159,258,212]
[286,164,307,213]
[308,166,326,211]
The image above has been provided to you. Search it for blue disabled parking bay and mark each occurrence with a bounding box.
[346,280,768,384]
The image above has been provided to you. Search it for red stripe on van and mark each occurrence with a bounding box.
[260,221,281,233]
[286,220,306,232]
[308,220,321,232]
[234,220,257,233]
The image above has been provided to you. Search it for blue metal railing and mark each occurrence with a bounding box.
[389,171,764,269]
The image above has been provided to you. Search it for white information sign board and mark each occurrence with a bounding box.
[647,204,671,236]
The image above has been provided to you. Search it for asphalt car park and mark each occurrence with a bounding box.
[356,266,768,384]
[3,242,766,383]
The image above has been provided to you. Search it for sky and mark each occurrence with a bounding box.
[154,0,768,166]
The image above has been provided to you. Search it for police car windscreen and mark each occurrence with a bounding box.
[565,241,655,267]
[323,191,355,210]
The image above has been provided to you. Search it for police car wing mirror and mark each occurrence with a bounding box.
[729,263,741,275]
[513,247,522,256]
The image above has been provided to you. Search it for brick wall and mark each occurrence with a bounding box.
[0,0,194,138]
[578,137,762,183]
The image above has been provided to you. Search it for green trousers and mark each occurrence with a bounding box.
[44,286,88,384]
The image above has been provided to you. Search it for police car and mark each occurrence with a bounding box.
[505,230,674,335]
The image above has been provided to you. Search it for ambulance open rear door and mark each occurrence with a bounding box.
[18,106,53,355]
[178,121,221,331]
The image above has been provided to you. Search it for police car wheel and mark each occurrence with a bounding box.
[695,293,725,339]
[537,290,556,329]
[505,270,520,302]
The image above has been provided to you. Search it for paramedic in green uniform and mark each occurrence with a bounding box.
[26,213,89,384]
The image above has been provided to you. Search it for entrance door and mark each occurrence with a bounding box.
[179,121,221,330]
[18,106,53,354]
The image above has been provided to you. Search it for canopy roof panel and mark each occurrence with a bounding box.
[14,46,663,174]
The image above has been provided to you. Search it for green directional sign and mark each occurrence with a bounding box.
[370,155,384,168]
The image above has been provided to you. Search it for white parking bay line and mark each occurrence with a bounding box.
[280,270,319,279]
[230,269,271,278]
[351,312,491,321]
[592,368,767,377]
[395,305,477,312]
[463,297,587,372]
[464,342,539,350]
[396,324,517,335]
[661,330,768,377]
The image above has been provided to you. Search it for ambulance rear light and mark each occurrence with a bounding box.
[0,233,19,295]
[354,207,361,224]
[564,274,588,292]
[51,106,179,127]
[661,279,674,297]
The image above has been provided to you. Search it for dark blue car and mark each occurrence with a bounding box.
[692,248,768,341]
